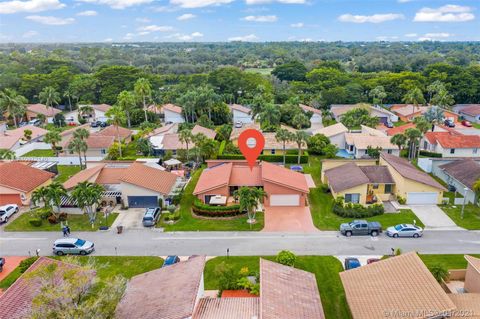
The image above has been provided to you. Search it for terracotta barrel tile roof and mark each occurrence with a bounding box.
[425,132,480,149]
[120,162,178,195]
[91,104,111,113]
[229,104,251,114]
[96,126,132,139]
[193,298,259,319]
[115,256,206,319]
[63,164,105,189]
[0,162,54,192]
[95,167,128,184]
[85,135,115,149]
[312,123,348,137]
[26,104,61,117]
[386,122,416,136]
[229,164,262,186]
[449,294,480,319]
[261,161,309,193]
[192,125,217,139]
[163,103,183,114]
[299,104,322,115]
[193,163,232,195]
[260,259,325,319]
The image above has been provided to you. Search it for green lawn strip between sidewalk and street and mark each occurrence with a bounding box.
[440,204,480,230]
[204,256,352,319]
[160,168,264,231]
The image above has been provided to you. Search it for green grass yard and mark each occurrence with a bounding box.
[160,169,264,231]
[21,149,55,157]
[441,204,480,230]
[4,210,119,232]
[55,165,82,183]
[420,254,480,270]
[204,256,351,319]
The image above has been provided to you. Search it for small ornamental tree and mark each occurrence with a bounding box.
[276,250,297,267]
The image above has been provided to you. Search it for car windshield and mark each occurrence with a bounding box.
[74,239,86,246]
[143,217,153,221]
[394,225,403,231]
[0,211,5,215]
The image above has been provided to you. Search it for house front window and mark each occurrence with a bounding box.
[385,184,393,193]
[101,149,106,154]
[372,184,379,189]
[271,149,276,155]
[450,148,455,154]
[387,149,392,154]
[345,193,360,203]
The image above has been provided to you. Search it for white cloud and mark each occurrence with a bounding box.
[338,13,404,23]
[414,5,474,22]
[103,38,113,42]
[169,0,233,9]
[243,15,277,22]
[418,32,453,41]
[75,0,153,10]
[151,5,178,12]
[137,24,174,32]
[136,17,151,23]
[246,0,305,4]
[26,15,74,25]
[404,33,418,37]
[177,13,196,20]
[0,0,65,14]
[167,31,203,41]
[376,35,399,41]
[397,0,413,3]
[228,34,259,41]
[290,22,303,28]
[22,30,38,38]
[77,10,97,16]
[123,32,135,40]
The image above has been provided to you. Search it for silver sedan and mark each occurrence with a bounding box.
[386,224,423,238]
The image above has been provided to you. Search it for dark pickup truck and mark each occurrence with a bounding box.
[340,220,382,237]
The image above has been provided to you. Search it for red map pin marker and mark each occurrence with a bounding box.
[238,129,265,170]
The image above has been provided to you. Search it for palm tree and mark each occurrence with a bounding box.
[63,89,73,112]
[105,105,126,158]
[275,128,294,165]
[234,187,267,224]
[0,88,27,128]
[39,86,60,118]
[404,128,422,161]
[402,87,425,118]
[73,128,90,165]
[369,85,387,106]
[192,133,207,163]
[45,182,67,218]
[116,91,135,128]
[0,149,16,160]
[44,130,62,156]
[134,78,152,123]
[293,130,309,164]
[179,129,193,161]
[431,88,455,110]
[71,181,105,225]
[31,186,50,208]
[68,137,87,169]
[79,105,94,121]
[390,134,407,152]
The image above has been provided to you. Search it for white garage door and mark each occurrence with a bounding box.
[269,194,300,206]
[407,192,438,205]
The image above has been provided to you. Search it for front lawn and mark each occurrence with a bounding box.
[55,165,82,183]
[441,204,480,230]
[309,188,424,230]
[204,256,351,319]
[472,123,480,129]
[21,149,55,157]
[160,169,264,231]
[4,210,119,232]
[420,254,480,270]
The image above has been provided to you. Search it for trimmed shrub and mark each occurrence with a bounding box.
[397,196,406,205]
[36,208,52,220]
[47,214,58,224]
[167,205,176,213]
[192,199,242,217]
[332,197,384,218]
[58,212,68,222]
[19,257,39,273]
[29,218,42,227]
[419,150,442,158]
[276,250,297,266]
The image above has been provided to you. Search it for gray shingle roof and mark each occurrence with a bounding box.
[440,159,480,189]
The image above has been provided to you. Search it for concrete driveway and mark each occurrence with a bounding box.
[111,208,147,230]
[263,206,318,232]
[409,205,462,229]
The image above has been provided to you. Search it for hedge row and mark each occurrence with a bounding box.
[218,153,308,164]
[419,150,443,158]
[192,199,242,217]
[332,198,384,218]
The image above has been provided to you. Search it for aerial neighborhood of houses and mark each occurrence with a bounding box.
[1,80,480,319]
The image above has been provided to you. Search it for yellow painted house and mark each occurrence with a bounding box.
[322,153,446,205]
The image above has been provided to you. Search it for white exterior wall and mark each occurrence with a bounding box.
[164,110,184,124]
[355,147,399,158]
[233,109,253,124]
[460,112,480,123]
[94,110,108,122]
[436,144,480,158]
[310,114,322,124]
[329,133,346,149]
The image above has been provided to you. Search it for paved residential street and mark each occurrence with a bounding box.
[1,228,479,257]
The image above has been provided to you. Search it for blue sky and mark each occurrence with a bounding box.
[0,0,479,42]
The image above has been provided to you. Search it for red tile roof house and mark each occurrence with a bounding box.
[0,256,96,319]
[116,256,324,319]
[193,160,309,207]
[163,103,185,124]
[0,125,48,151]
[391,104,459,123]
[0,161,54,206]
[422,131,480,158]
[455,104,480,123]
[26,103,62,124]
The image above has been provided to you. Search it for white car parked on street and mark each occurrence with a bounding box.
[0,204,19,223]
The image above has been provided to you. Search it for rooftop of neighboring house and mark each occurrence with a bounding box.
[345,128,397,150]
[263,132,297,150]
[330,104,393,118]
[311,122,348,137]
[115,256,206,319]
[193,298,259,319]
[193,160,309,195]
[91,104,111,113]
[163,103,183,114]
[380,152,446,190]
[448,294,480,319]
[85,135,115,149]
[95,125,133,139]
[161,133,189,150]
[424,131,480,149]
[0,125,49,149]
[229,103,252,114]
[324,162,394,192]
[299,104,322,115]
[440,159,480,190]
[340,252,456,319]
[385,122,417,136]
[191,124,217,139]
[0,161,54,192]
[456,104,480,116]
[148,123,178,137]
[26,103,61,117]
[390,104,429,116]
[0,257,95,319]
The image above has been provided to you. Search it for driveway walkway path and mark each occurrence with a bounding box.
[263,207,318,232]
[410,205,462,229]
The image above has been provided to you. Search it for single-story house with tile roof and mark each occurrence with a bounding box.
[91,104,111,121]
[345,125,399,158]
[322,161,395,205]
[163,103,185,123]
[83,135,115,157]
[340,252,457,319]
[0,125,48,151]
[0,256,96,319]
[0,161,54,206]
[385,122,416,136]
[454,104,480,123]
[26,104,62,123]
[95,125,133,142]
[150,126,217,156]
[299,104,322,124]
[330,104,398,124]
[311,122,348,148]
[391,104,459,123]
[193,160,309,207]
[437,159,480,204]
[58,123,91,149]
[191,124,217,139]
[147,123,178,137]
[380,152,446,204]
[422,131,480,158]
[229,104,253,124]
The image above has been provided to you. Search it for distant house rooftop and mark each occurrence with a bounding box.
[192,125,217,139]
[0,161,54,192]
[425,131,480,149]
[27,103,61,117]
[311,122,348,137]
[229,104,251,114]
[163,103,183,114]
